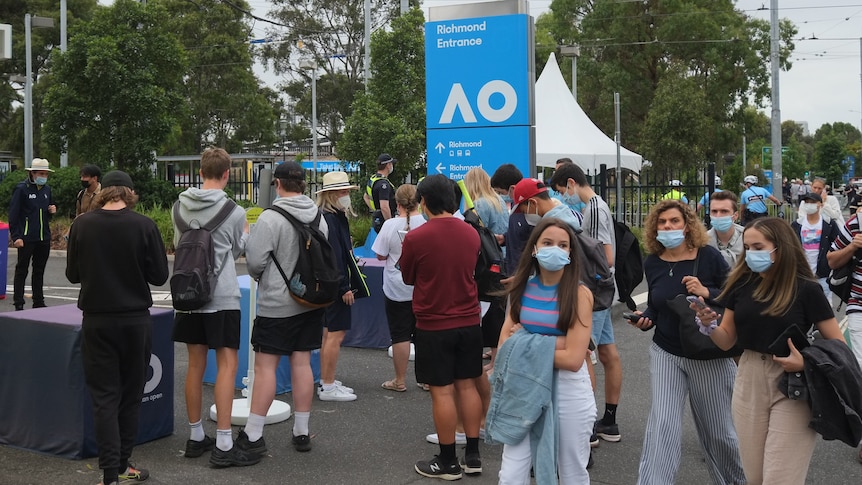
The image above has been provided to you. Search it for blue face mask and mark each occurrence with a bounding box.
[745,248,776,273]
[572,201,587,213]
[34,176,48,186]
[501,195,513,205]
[534,246,571,272]
[656,229,686,249]
[711,216,733,232]
[559,185,582,209]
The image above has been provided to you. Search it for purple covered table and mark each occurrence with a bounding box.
[0,304,175,459]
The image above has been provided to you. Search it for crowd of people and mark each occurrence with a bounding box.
[10,153,862,485]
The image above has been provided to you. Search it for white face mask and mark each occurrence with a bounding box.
[337,195,352,210]
[800,202,820,215]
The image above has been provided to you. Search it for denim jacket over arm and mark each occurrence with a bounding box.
[485,329,558,484]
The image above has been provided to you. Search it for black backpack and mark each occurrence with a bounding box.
[614,219,644,311]
[462,207,505,301]
[170,200,237,311]
[575,232,616,311]
[268,206,342,308]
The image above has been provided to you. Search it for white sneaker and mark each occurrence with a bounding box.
[318,380,354,394]
[317,385,357,402]
[425,429,485,445]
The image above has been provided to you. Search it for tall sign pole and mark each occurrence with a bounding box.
[769,0,782,197]
[425,0,535,181]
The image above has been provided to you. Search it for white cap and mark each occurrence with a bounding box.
[669,179,682,187]
[744,175,758,185]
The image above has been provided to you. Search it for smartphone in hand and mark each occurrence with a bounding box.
[622,312,641,322]
[686,295,709,310]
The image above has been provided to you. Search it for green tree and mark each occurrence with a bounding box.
[0,0,98,164]
[542,0,796,174]
[42,0,187,171]
[159,0,278,154]
[338,8,425,181]
[813,134,848,185]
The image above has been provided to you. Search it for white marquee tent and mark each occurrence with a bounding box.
[536,53,643,173]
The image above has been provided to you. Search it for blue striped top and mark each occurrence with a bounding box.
[519,276,564,336]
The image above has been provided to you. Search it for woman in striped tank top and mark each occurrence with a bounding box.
[496,218,596,484]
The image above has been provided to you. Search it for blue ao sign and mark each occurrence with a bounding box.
[426,10,534,180]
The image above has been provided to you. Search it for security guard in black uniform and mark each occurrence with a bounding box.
[364,153,397,232]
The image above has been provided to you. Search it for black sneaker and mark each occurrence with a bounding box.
[415,455,462,481]
[595,421,621,442]
[589,431,600,448]
[184,435,214,458]
[292,433,312,452]
[209,445,262,467]
[460,452,482,475]
[235,429,267,455]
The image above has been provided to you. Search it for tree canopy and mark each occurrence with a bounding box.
[159,0,279,154]
[539,0,797,177]
[42,0,187,170]
[338,7,425,181]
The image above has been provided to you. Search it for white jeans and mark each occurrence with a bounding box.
[498,364,596,485]
[847,313,862,369]
[817,277,832,304]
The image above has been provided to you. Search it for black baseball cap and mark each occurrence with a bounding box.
[273,161,304,182]
[377,153,397,166]
[800,192,822,203]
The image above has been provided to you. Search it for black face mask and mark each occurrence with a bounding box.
[81,180,91,189]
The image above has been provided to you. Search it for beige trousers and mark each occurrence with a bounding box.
[732,350,817,485]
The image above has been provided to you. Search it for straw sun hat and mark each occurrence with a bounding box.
[316,171,359,193]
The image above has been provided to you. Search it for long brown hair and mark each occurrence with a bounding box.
[718,217,815,317]
[506,218,587,333]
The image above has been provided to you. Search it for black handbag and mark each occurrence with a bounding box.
[666,252,742,360]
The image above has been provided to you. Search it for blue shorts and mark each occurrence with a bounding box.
[591,308,615,345]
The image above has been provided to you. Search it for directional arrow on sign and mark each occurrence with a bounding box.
[436,162,445,174]
[435,142,445,154]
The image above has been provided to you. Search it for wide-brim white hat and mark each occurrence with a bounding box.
[316,171,359,193]
[26,158,54,172]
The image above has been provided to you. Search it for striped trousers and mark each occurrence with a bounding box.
[636,343,746,485]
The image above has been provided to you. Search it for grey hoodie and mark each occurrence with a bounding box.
[173,188,248,312]
[246,195,329,318]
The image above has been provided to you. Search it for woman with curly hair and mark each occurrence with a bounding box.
[627,199,745,485]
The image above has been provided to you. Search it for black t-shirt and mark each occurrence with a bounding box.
[722,276,833,354]
[643,245,729,356]
[371,176,397,215]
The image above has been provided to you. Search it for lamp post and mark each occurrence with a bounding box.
[299,58,318,177]
[24,14,54,168]
[559,44,580,100]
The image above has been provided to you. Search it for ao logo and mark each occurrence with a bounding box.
[439,80,517,124]
[143,354,162,394]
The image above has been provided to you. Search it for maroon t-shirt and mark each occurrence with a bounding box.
[400,216,481,331]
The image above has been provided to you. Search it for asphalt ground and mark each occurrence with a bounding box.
[1,251,861,484]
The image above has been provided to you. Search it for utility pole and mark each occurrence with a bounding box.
[363,0,371,89]
[769,0,783,197]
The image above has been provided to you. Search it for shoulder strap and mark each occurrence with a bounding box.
[203,199,238,231]
[692,249,700,277]
[172,201,190,233]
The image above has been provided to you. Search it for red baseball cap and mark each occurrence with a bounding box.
[510,178,548,214]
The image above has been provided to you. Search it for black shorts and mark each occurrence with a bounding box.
[414,325,483,386]
[324,298,352,332]
[172,310,241,349]
[384,296,416,344]
[251,309,325,355]
[481,298,505,348]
